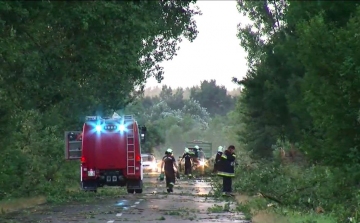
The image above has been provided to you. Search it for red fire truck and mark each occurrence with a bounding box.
[65,115,146,193]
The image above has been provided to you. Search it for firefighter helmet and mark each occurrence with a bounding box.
[185,147,189,153]
[166,148,173,154]
[194,145,199,149]
[218,146,223,152]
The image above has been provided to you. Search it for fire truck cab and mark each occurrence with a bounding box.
[65,115,146,194]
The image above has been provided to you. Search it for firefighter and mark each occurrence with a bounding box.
[161,148,178,193]
[187,148,195,170]
[189,149,195,156]
[180,148,192,177]
[217,145,236,196]
[194,145,200,157]
[213,146,223,173]
[193,145,200,166]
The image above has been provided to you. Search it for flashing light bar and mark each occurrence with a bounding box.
[86,116,98,121]
[104,125,116,130]
[95,124,126,132]
[86,116,126,121]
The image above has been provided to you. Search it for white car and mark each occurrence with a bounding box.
[141,154,159,172]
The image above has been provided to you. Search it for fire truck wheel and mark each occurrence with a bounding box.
[127,189,135,194]
[135,189,143,194]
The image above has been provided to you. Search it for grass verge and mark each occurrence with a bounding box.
[210,173,339,223]
[235,194,337,223]
[0,185,128,215]
[232,150,360,222]
[0,196,47,214]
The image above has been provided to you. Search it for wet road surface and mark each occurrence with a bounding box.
[1,173,250,223]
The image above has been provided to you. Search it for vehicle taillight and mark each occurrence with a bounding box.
[81,156,86,163]
[135,155,141,162]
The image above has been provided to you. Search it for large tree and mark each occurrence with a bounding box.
[0,1,200,116]
[235,0,360,164]
[0,0,200,199]
[190,79,235,116]
[159,85,184,110]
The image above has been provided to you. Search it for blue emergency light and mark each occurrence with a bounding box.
[95,125,102,132]
[119,124,125,131]
[86,115,128,134]
[94,124,125,133]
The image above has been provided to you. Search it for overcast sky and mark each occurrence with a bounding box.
[145,1,250,90]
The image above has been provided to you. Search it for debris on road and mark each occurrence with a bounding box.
[0,175,250,223]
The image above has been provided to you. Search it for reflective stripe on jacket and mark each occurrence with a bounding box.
[217,151,236,177]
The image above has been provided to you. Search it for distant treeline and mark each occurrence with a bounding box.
[144,85,241,98]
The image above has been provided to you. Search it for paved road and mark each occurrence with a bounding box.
[1,173,250,223]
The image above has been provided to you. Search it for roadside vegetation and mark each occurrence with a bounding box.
[0,0,236,214]
[230,1,360,223]
[0,0,201,212]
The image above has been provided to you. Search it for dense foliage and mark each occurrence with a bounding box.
[0,0,200,201]
[235,0,360,165]
[1,1,359,222]
[232,1,360,222]
[123,80,238,157]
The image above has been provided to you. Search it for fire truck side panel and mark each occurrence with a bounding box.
[80,118,142,191]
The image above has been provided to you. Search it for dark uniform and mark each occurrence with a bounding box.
[182,153,192,175]
[194,148,199,158]
[162,154,176,192]
[188,150,195,170]
[217,148,236,194]
[193,148,199,165]
[213,151,223,173]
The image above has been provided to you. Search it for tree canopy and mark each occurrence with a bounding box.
[235,1,360,165]
[231,2,360,221]
[0,0,200,200]
[120,80,239,157]
[190,80,236,116]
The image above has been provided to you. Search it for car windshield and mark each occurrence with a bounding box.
[142,155,155,162]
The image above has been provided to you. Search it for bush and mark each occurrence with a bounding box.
[233,151,360,222]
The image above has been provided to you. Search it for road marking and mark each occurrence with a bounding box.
[116,213,122,217]
[134,201,140,204]
[106,220,114,223]
[131,205,136,207]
